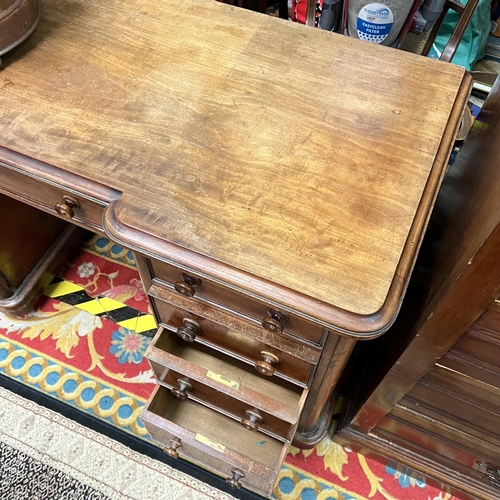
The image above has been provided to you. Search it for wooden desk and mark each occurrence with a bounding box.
[0,0,471,494]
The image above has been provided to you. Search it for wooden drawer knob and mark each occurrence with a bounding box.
[164,438,182,458]
[484,475,500,489]
[174,281,195,297]
[485,467,500,479]
[176,318,201,342]
[174,273,201,297]
[226,468,245,489]
[240,409,262,431]
[171,379,192,400]
[261,308,289,334]
[55,195,80,219]
[478,461,500,484]
[254,351,279,376]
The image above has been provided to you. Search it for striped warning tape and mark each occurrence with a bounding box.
[44,277,157,338]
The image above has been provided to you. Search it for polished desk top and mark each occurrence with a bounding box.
[0,0,470,335]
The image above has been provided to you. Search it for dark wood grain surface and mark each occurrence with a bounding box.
[0,0,470,335]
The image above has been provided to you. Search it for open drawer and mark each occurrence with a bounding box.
[146,327,307,442]
[148,283,320,386]
[140,384,291,496]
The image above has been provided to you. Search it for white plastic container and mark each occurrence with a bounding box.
[348,0,413,45]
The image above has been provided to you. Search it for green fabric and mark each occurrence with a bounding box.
[428,0,491,70]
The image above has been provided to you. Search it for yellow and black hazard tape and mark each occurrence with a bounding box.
[43,277,157,338]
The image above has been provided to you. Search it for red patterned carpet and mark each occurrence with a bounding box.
[0,234,459,500]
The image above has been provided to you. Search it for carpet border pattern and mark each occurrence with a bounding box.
[0,386,236,500]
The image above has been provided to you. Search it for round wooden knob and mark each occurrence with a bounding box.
[477,461,500,478]
[485,475,500,488]
[174,274,201,297]
[171,379,192,400]
[55,195,80,219]
[176,318,200,342]
[226,468,245,489]
[174,281,195,297]
[164,438,182,458]
[261,316,283,333]
[486,466,500,479]
[261,308,289,334]
[240,409,262,431]
[254,351,279,376]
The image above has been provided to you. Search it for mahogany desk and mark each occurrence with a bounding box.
[0,0,471,494]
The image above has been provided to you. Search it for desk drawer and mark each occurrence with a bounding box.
[148,284,320,386]
[149,259,325,345]
[155,366,302,442]
[140,384,290,496]
[0,161,106,231]
[146,327,305,439]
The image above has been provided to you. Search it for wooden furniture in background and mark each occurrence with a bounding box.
[0,0,471,494]
[421,0,481,63]
[335,76,500,500]
[0,0,41,65]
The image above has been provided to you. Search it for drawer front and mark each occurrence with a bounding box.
[149,259,325,344]
[149,289,317,386]
[140,384,288,496]
[146,327,306,426]
[151,362,295,442]
[0,162,106,231]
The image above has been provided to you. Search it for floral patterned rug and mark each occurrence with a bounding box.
[0,234,458,500]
